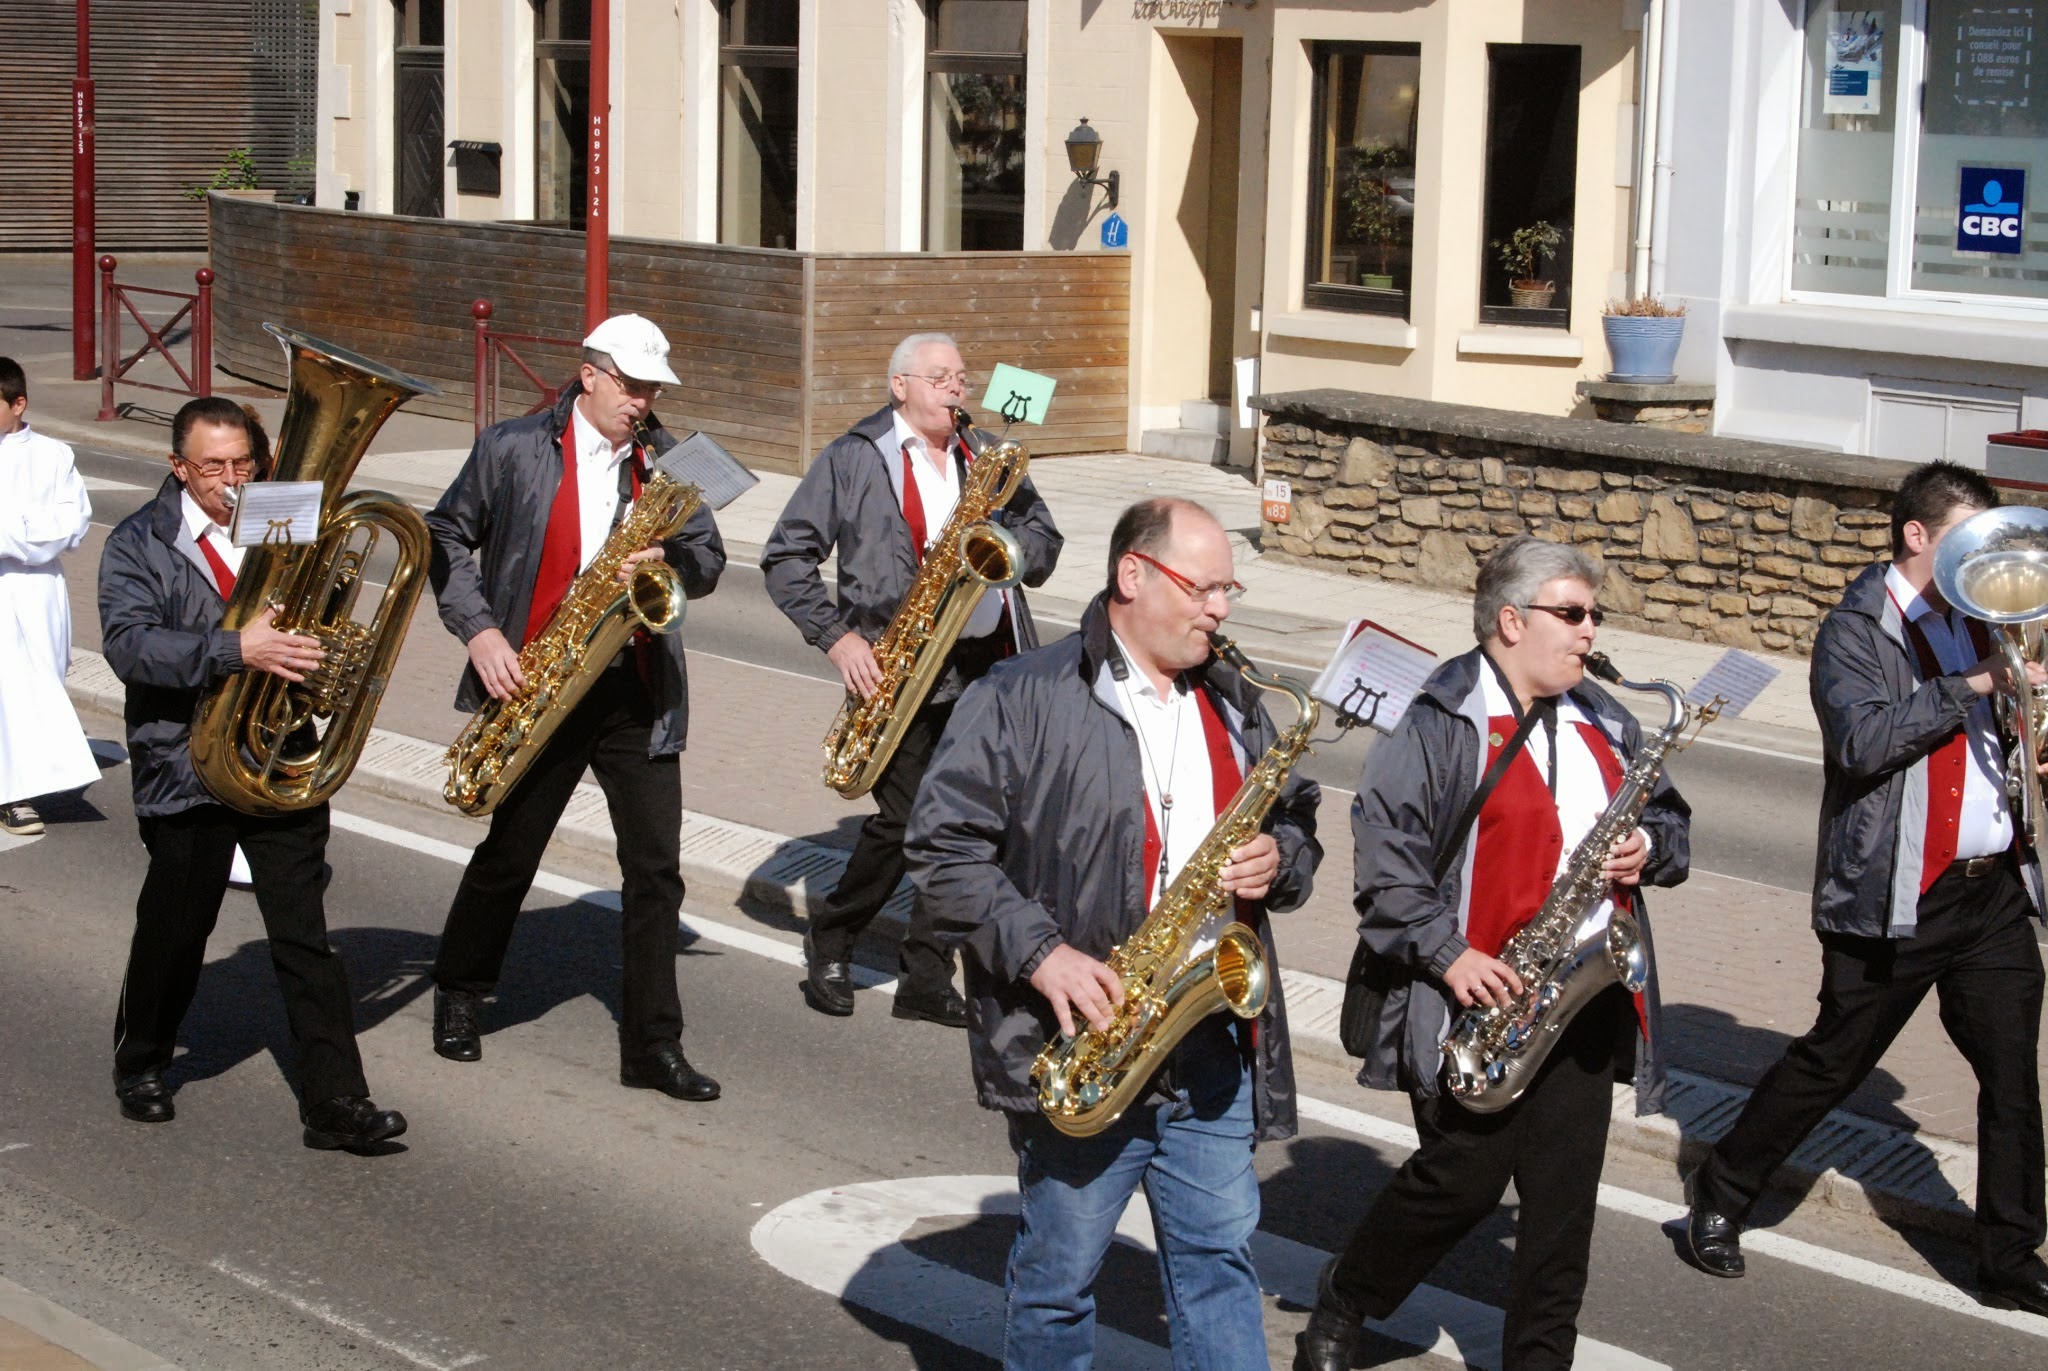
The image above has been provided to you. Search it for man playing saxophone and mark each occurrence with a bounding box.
[762,332,1061,1027]
[1683,460,2048,1317]
[423,314,726,1103]
[1300,536,1691,1371]
[906,497,1320,1368]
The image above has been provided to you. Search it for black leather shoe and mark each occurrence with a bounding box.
[1294,1259,1366,1371]
[1980,1265,2048,1318]
[621,1043,721,1102]
[432,988,483,1062]
[1684,1174,1745,1278]
[801,934,855,1017]
[302,1095,407,1151]
[114,1069,174,1124]
[891,983,969,1028]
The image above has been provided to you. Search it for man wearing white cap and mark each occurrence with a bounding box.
[422,313,728,1102]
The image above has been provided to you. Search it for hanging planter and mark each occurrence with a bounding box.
[1602,297,1687,383]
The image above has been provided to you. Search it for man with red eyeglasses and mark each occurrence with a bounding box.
[762,332,1061,1028]
[907,497,1322,1367]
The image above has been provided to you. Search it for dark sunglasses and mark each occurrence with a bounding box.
[1524,603,1605,627]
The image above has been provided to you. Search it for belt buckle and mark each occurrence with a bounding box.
[1963,853,2001,878]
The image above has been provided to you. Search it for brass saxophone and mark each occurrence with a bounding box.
[190,325,436,815]
[443,422,704,816]
[821,406,1029,798]
[1439,653,1717,1113]
[1032,634,1319,1138]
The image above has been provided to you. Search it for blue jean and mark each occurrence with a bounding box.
[1002,1019,1265,1370]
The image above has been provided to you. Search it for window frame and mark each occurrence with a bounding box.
[717,0,801,248]
[1303,40,1423,318]
[922,0,1029,252]
[532,0,590,229]
[1476,43,1579,329]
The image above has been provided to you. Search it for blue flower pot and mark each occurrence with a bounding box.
[1602,315,1685,384]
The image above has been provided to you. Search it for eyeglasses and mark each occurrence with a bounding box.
[175,457,258,478]
[900,370,972,390]
[1524,603,1605,627]
[1130,551,1246,604]
[596,367,664,400]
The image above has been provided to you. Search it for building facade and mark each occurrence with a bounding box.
[313,0,1649,459]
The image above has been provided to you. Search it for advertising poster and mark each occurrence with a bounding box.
[1825,9,1886,115]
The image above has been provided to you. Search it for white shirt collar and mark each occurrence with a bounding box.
[1884,563,1940,623]
[0,423,32,447]
[179,488,231,541]
[889,408,958,469]
[570,396,635,469]
[1109,630,1189,704]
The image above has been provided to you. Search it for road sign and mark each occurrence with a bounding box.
[1101,212,1129,248]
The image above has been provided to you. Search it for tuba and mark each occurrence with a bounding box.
[820,406,1029,798]
[190,325,436,815]
[1931,503,2048,874]
[1031,634,1317,1137]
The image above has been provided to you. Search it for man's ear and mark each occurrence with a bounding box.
[1901,518,1929,556]
[1495,603,1526,648]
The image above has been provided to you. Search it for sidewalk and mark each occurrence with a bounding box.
[0,1278,175,1371]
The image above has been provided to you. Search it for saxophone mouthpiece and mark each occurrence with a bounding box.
[1582,651,1620,684]
[1207,630,1246,668]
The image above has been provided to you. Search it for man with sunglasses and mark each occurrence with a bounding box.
[763,331,1061,1027]
[1299,534,1691,1371]
[906,497,1321,1367]
[422,313,728,1103]
[98,397,408,1150]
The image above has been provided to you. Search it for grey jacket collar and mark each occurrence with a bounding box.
[147,474,215,588]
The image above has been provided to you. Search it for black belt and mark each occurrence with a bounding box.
[1953,851,2010,879]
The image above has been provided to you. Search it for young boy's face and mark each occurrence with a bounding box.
[1,395,25,437]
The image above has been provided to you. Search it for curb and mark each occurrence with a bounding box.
[62,650,1982,1244]
[0,1276,177,1371]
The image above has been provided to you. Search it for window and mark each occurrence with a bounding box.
[1792,2,2048,308]
[1305,43,1421,316]
[394,0,445,219]
[926,0,1027,251]
[1479,45,1579,326]
[535,0,589,229]
[719,0,799,249]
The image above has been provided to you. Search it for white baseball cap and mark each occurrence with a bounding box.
[582,313,682,387]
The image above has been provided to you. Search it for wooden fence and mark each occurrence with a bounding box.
[208,198,1131,475]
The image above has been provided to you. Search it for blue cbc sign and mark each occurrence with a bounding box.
[1957,166,2027,256]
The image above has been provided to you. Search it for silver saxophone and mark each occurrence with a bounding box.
[1439,652,1717,1113]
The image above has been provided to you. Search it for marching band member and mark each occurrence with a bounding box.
[1301,536,1690,1371]
[98,397,406,1150]
[907,497,1320,1369]
[1683,461,2048,1317]
[424,314,727,1103]
[762,332,1061,1027]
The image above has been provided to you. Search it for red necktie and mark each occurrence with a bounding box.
[525,430,582,644]
[900,442,928,566]
[197,532,236,598]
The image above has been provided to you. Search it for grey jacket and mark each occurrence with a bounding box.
[425,384,726,755]
[906,593,1322,1142]
[759,405,1062,702]
[1810,561,2045,936]
[1348,647,1692,1113]
[97,475,248,817]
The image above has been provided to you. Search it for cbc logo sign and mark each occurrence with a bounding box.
[1958,167,2028,257]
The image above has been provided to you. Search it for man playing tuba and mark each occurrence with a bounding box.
[762,332,1061,1027]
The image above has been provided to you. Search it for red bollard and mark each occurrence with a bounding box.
[96,255,118,421]
[472,299,493,435]
[193,268,215,399]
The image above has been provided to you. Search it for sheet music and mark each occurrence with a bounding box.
[1687,649,1780,717]
[656,432,758,511]
[228,481,324,548]
[1312,619,1439,733]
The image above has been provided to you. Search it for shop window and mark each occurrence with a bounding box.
[535,0,589,229]
[1478,45,1578,327]
[1792,2,2048,307]
[926,0,1027,251]
[720,0,799,249]
[394,0,445,219]
[1305,42,1421,317]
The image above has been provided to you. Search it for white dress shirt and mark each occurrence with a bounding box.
[1110,631,1245,907]
[569,398,636,573]
[888,409,1005,639]
[1478,668,1617,881]
[180,489,245,584]
[1886,565,2013,860]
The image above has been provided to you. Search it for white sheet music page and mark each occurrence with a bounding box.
[1687,649,1780,717]
[229,481,325,547]
[1312,619,1439,733]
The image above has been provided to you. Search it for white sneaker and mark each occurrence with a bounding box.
[1,802,44,836]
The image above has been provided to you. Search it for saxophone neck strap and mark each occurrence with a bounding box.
[1436,686,1553,887]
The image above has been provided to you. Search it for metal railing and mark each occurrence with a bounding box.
[471,299,580,434]
[96,255,213,421]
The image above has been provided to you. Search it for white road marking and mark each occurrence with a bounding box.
[209,1258,486,1370]
[751,1175,1663,1369]
[82,475,146,494]
[0,1142,30,1154]
[690,648,839,686]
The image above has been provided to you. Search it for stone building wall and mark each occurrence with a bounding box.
[1251,390,1946,655]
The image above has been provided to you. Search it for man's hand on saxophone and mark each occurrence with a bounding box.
[1600,826,1650,886]
[465,626,525,701]
[1444,948,1525,1009]
[616,544,665,583]
[1029,944,1126,1038]
[1217,833,1280,900]
[827,633,884,701]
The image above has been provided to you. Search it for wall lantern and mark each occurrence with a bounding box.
[1064,118,1120,210]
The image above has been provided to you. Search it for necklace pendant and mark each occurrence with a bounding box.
[1161,794,1174,810]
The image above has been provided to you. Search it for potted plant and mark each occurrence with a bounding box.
[1602,295,1688,383]
[183,147,269,202]
[1338,142,1405,290]
[1494,221,1564,308]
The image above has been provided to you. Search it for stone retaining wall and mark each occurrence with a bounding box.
[1250,389,1954,655]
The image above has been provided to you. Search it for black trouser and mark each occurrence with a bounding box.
[114,800,368,1106]
[1329,989,1625,1371]
[808,697,956,991]
[1694,859,2046,1277]
[434,666,687,1062]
